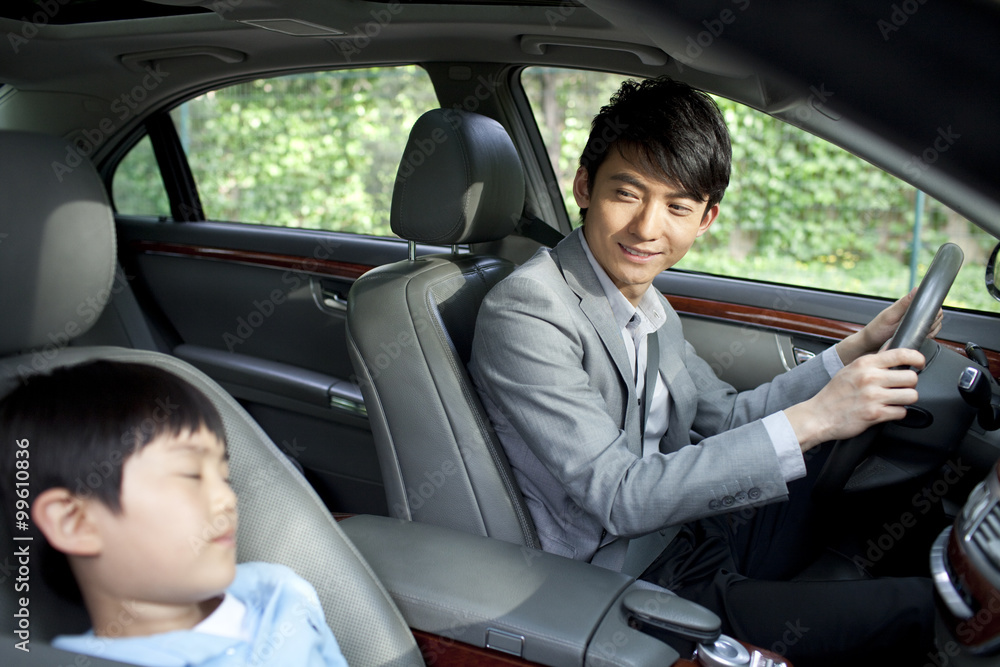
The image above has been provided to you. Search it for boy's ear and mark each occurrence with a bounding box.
[32,488,103,556]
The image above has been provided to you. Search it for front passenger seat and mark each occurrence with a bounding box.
[0,130,424,667]
[347,109,539,549]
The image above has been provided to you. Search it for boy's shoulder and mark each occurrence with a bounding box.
[231,561,320,607]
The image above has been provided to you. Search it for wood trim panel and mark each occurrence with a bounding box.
[125,241,1000,377]
[667,294,863,341]
[130,240,375,280]
[668,294,1000,378]
[413,629,539,666]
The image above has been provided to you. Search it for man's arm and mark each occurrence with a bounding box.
[471,274,790,538]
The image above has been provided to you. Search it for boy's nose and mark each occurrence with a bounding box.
[214,479,238,514]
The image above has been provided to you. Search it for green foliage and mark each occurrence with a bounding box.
[113,134,170,217]
[111,66,438,236]
[175,67,437,236]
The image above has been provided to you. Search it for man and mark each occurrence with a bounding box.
[469,77,934,665]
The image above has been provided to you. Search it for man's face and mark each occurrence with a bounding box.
[576,149,718,306]
[86,426,237,615]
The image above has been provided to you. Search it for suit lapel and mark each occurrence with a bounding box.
[551,231,639,449]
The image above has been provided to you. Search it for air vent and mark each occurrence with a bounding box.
[972,503,1000,571]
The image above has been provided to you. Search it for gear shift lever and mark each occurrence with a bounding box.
[958,364,1000,431]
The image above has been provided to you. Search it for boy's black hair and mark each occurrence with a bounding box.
[578,76,732,221]
[0,360,227,512]
[0,360,227,601]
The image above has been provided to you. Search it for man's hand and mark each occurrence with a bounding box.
[785,347,926,451]
[835,289,943,365]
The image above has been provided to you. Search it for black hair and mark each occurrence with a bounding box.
[0,361,227,601]
[0,360,226,511]
[578,76,732,221]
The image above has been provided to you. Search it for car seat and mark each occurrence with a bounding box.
[0,129,424,667]
[346,108,540,550]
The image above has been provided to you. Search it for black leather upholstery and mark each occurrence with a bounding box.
[348,109,539,548]
[391,108,525,244]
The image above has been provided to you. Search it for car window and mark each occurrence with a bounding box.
[113,134,171,218]
[521,67,998,313]
[113,65,438,236]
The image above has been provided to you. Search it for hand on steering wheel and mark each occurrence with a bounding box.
[811,243,964,499]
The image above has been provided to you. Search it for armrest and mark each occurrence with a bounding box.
[340,515,682,667]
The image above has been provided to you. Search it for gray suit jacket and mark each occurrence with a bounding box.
[469,228,832,564]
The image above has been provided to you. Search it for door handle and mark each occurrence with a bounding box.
[310,278,348,313]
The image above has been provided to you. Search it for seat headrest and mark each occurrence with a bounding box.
[391,109,525,245]
[0,131,116,357]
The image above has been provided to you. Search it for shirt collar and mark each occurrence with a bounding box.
[579,229,666,333]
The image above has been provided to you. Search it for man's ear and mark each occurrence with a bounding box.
[32,488,103,556]
[696,203,720,237]
[572,166,591,209]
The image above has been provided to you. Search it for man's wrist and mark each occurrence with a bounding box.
[835,330,872,366]
[784,401,827,452]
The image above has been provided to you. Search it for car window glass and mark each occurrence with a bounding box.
[114,65,438,237]
[521,67,998,313]
[112,134,170,218]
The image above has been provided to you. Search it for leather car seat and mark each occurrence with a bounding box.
[0,130,424,667]
[347,109,540,549]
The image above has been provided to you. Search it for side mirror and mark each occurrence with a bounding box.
[989,242,1000,303]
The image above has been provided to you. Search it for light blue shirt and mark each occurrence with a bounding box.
[53,562,349,667]
[579,231,842,482]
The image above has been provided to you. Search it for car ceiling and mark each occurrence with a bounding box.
[0,0,998,236]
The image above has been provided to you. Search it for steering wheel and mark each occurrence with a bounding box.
[812,243,964,499]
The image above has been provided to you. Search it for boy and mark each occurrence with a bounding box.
[0,360,348,666]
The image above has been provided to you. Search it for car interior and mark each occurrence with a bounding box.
[1,1,999,665]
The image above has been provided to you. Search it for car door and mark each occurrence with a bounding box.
[103,65,443,516]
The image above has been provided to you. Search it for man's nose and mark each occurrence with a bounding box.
[628,202,661,239]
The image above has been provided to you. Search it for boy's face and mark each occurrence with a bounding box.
[576,149,718,306]
[86,426,237,608]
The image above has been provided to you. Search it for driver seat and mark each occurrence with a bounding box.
[346,109,539,549]
[0,130,424,666]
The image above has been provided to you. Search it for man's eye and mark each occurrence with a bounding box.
[182,473,202,480]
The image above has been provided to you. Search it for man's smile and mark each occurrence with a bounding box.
[619,243,660,260]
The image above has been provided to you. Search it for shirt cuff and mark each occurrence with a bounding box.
[763,412,806,482]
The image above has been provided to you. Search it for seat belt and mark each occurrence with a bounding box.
[640,330,658,437]
[621,331,675,576]
[594,331,677,577]
[515,212,565,248]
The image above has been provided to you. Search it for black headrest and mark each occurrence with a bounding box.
[390,109,525,245]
